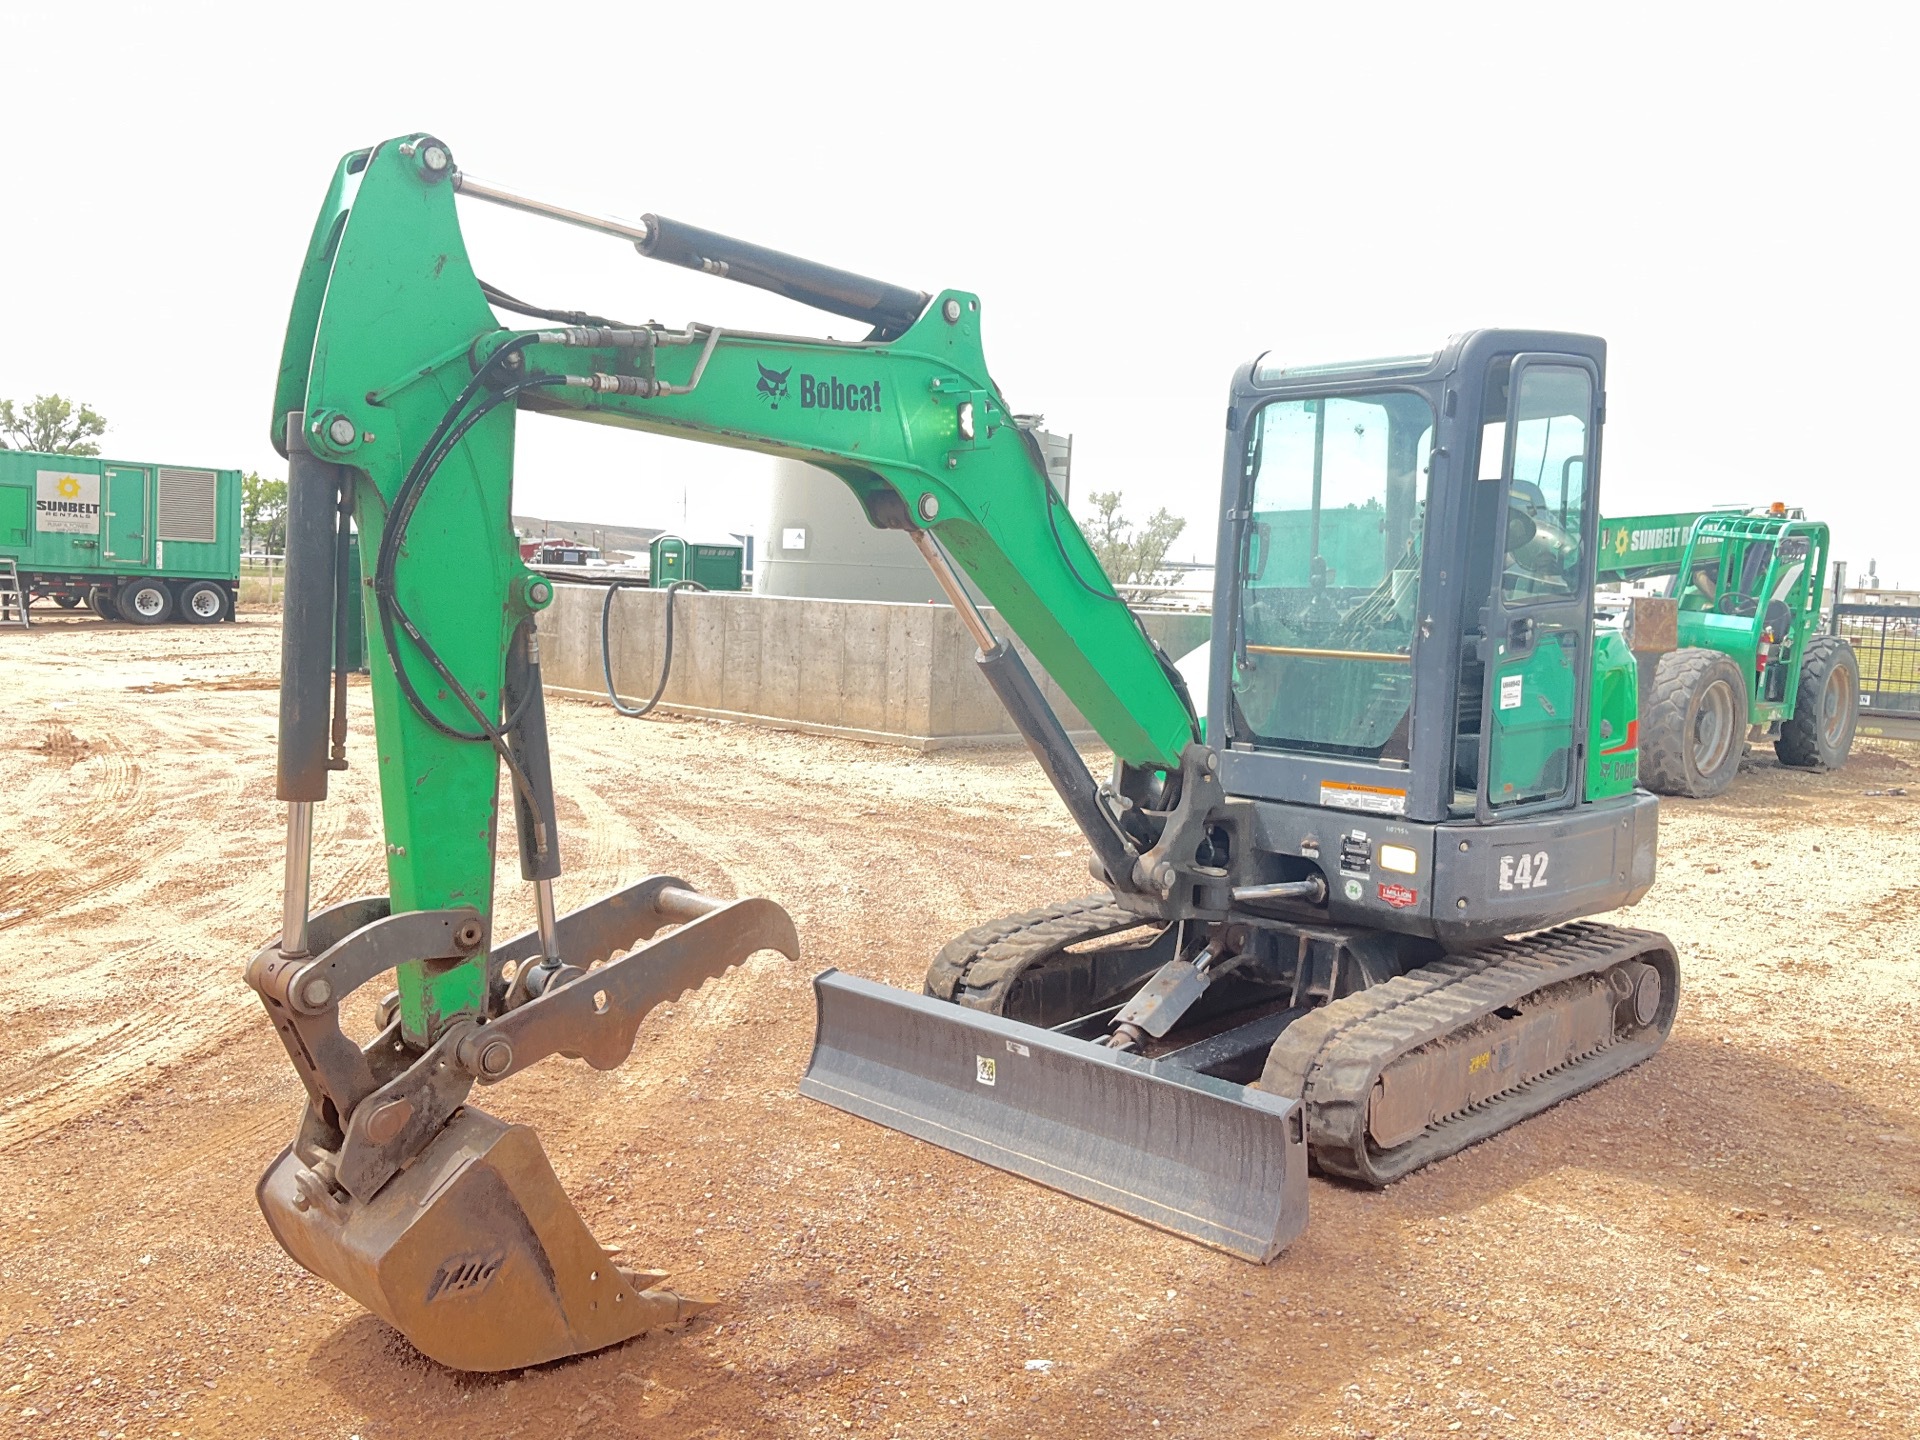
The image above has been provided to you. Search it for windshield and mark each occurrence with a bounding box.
[1233,389,1435,760]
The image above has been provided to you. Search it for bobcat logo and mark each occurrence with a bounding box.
[755,362,791,409]
[424,1249,506,1304]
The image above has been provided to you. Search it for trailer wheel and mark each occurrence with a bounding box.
[179,580,230,624]
[1640,647,1749,798]
[53,594,81,609]
[119,578,173,625]
[87,585,120,620]
[1775,635,1859,770]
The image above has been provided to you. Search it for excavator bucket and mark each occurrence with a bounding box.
[258,1107,710,1372]
[248,884,795,1372]
[800,971,1309,1262]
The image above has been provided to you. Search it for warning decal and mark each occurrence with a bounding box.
[1320,781,1407,816]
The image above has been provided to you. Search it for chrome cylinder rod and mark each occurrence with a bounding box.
[533,877,563,963]
[910,529,997,652]
[282,801,314,958]
[452,172,651,247]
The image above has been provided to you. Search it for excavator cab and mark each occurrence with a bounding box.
[1210,336,1643,901]
[811,332,1673,1256]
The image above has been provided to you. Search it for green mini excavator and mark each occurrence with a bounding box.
[253,133,1678,1371]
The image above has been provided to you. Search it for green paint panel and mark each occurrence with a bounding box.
[1586,628,1639,798]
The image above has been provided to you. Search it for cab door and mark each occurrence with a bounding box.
[103,465,149,565]
[1477,354,1601,819]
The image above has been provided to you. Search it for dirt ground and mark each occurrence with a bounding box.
[2,613,1916,1440]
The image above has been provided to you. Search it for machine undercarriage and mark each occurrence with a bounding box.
[812,894,1677,1258]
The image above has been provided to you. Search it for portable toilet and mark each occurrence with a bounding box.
[650,534,744,590]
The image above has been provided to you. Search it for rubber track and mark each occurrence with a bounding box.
[1256,921,1678,1186]
[923,894,1143,1010]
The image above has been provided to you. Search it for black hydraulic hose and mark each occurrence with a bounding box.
[478,279,636,330]
[368,342,564,820]
[601,579,707,718]
[1039,466,1202,746]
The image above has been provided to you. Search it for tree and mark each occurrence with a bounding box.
[0,394,108,454]
[242,472,289,554]
[1085,490,1187,587]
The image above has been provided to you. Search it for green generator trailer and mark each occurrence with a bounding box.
[648,533,745,590]
[1604,506,1856,796]
[0,449,242,623]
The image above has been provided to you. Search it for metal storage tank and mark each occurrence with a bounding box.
[756,459,943,602]
[756,430,1070,602]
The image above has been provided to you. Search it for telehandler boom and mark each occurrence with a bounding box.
[254,134,1678,1371]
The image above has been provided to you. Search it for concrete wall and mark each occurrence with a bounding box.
[538,583,1211,750]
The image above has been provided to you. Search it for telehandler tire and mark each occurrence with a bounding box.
[1775,635,1859,771]
[1640,647,1748,798]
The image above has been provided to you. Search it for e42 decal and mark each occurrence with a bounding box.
[1497,850,1551,891]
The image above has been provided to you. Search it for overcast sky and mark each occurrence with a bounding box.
[2,4,1912,584]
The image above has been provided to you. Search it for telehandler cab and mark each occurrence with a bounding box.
[253,134,1677,1371]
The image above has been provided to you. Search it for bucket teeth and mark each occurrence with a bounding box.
[258,1106,710,1371]
[627,1278,718,1325]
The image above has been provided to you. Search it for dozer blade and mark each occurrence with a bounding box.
[259,1107,709,1372]
[800,970,1308,1262]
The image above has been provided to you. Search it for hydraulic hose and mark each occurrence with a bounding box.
[601,579,708,718]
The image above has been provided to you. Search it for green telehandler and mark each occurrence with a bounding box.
[1595,508,1857,796]
[253,134,1679,1371]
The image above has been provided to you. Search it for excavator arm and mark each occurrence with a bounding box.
[249,133,1208,1369]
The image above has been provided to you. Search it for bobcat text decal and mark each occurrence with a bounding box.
[801,374,882,412]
